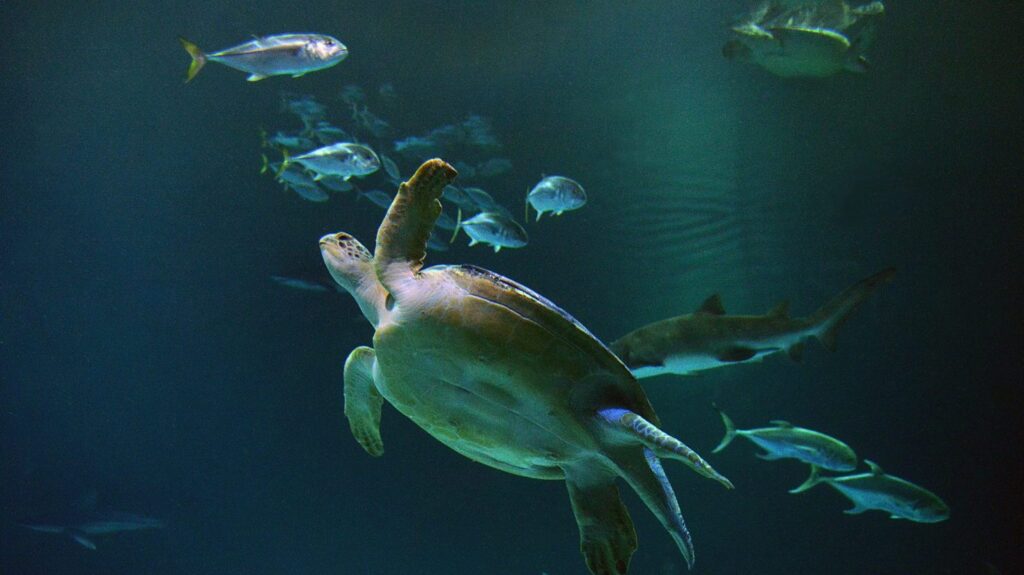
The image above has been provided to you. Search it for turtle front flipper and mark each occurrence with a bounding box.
[374,159,458,292]
[563,464,637,575]
[343,346,384,457]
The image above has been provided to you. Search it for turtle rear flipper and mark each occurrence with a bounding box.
[343,346,384,457]
[613,447,695,569]
[374,159,458,291]
[563,464,637,575]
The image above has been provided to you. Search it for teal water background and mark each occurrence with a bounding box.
[1,2,1020,573]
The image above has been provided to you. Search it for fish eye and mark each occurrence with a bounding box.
[324,39,334,46]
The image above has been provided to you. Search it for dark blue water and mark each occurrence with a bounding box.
[1,2,1020,574]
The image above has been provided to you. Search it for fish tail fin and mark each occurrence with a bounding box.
[810,267,896,352]
[178,37,207,83]
[277,149,292,177]
[789,465,823,494]
[449,207,462,244]
[711,404,737,454]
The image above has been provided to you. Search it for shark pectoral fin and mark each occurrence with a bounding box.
[343,346,385,457]
[247,73,269,82]
[563,465,637,575]
[787,342,805,362]
[843,504,870,515]
[716,346,757,362]
[755,451,783,461]
[68,529,97,550]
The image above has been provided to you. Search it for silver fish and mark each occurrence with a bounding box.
[352,105,391,137]
[380,154,401,182]
[463,187,499,210]
[339,84,366,105]
[712,407,857,472]
[393,135,442,157]
[790,460,950,523]
[179,34,347,83]
[434,208,461,231]
[318,175,354,193]
[460,211,528,252]
[263,131,315,150]
[281,93,327,121]
[463,187,514,220]
[275,165,317,189]
[360,189,394,209]
[289,143,380,181]
[288,184,329,202]
[475,157,513,178]
[441,185,477,209]
[527,175,587,220]
[271,275,331,292]
[311,121,349,144]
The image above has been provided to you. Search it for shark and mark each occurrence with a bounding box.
[21,509,165,549]
[610,267,896,378]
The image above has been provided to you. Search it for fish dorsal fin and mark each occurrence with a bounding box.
[696,294,726,315]
[769,420,793,428]
[768,300,790,318]
[865,459,884,475]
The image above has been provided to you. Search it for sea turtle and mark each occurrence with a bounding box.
[319,159,733,574]
[723,0,885,78]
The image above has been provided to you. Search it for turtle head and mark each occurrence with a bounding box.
[320,232,387,327]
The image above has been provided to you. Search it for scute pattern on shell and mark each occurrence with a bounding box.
[450,264,606,349]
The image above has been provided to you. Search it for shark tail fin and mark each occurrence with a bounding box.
[712,404,737,454]
[178,37,207,83]
[810,267,896,351]
[789,465,823,494]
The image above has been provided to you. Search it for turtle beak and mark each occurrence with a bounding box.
[318,233,337,248]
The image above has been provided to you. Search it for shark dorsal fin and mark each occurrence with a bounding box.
[768,300,790,318]
[697,294,726,315]
[865,459,884,475]
[769,420,793,428]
